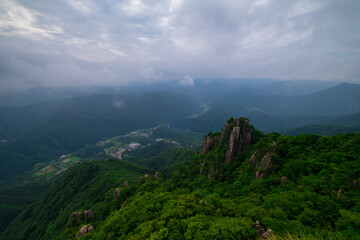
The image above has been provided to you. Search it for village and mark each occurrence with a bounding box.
[107,138,180,160]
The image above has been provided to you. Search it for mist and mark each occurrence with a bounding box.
[0,0,359,92]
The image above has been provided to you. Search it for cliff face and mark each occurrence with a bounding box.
[200,135,219,154]
[224,118,251,162]
[200,117,251,163]
[249,141,277,179]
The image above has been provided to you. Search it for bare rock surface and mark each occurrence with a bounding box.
[251,221,273,239]
[84,210,94,221]
[200,136,219,154]
[113,187,120,200]
[76,225,94,238]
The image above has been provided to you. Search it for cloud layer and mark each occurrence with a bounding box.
[0,0,359,91]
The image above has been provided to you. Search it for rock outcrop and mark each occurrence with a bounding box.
[251,221,273,239]
[67,212,84,228]
[337,189,342,198]
[250,141,277,179]
[84,210,94,221]
[123,181,129,187]
[261,229,273,239]
[76,225,94,238]
[199,117,253,178]
[67,210,94,229]
[280,176,287,184]
[351,179,359,189]
[200,117,252,162]
[114,187,120,200]
[200,135,219,154]
[224,118,251,163]
[154,171,160,180]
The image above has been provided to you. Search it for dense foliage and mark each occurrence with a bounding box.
[2,160,150,240]
[3,119,359,239]
[0,92,202,183]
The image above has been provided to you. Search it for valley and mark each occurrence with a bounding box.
[0,80,360,239]
[1,117,359,240]
[1,1,359,238]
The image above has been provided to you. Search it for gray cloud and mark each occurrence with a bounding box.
[0,0,359,92]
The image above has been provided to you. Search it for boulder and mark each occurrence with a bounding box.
[76,225,94,238]
[113,187,120,200]
[84,210,94,221]
[67,211,84,228]
[280,176,287,184]
[351,179,359,189]
[251,221,273,239]
[337,189,342,198]
[261,229,273,239]
[123,181,129,187]
[251,220,265,237]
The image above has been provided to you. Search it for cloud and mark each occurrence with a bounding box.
[179,75,194,86]
[0,0,63,40]
[112,99,125,109]
[0,0,359,91]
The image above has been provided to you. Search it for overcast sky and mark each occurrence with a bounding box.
[0,0,359,91]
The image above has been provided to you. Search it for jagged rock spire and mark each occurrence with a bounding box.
[200,117,251,163]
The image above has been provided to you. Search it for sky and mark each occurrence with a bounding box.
[0,0,359,91]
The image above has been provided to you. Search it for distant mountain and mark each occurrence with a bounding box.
[213,82,360,116]
[285,83,360,115]
[0,92,201,182]
[0,87,89,107]
[4,118,360,239]
[172,83,360,135]
[284,124,360,136]
[1,79,337,107]
[258,80,338,96]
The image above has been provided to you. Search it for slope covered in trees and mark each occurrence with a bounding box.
[2,118,360,239]
[0,92,201,183]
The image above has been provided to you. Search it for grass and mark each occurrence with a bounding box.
[269,230,359,240]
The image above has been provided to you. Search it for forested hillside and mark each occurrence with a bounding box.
[0,92,201,183]
[3,118,359,239]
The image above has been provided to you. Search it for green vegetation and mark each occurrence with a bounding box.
[0,124,201,233]
[3,159,151,240]
[0,180,50,232]
[126,141,196,177]
[2,118,359,239]
[283,124,360,136]
[0,92,202,182]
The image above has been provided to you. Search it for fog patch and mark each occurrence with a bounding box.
[113,99,126,109]
[179,75,195,86]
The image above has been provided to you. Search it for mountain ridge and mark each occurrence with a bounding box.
[3,117,359,239]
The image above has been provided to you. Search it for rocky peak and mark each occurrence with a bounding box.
[200,135,219,154]
[225,118,251,162]
[200,117,252,163]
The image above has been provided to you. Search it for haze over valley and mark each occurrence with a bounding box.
[0,1,360,239]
